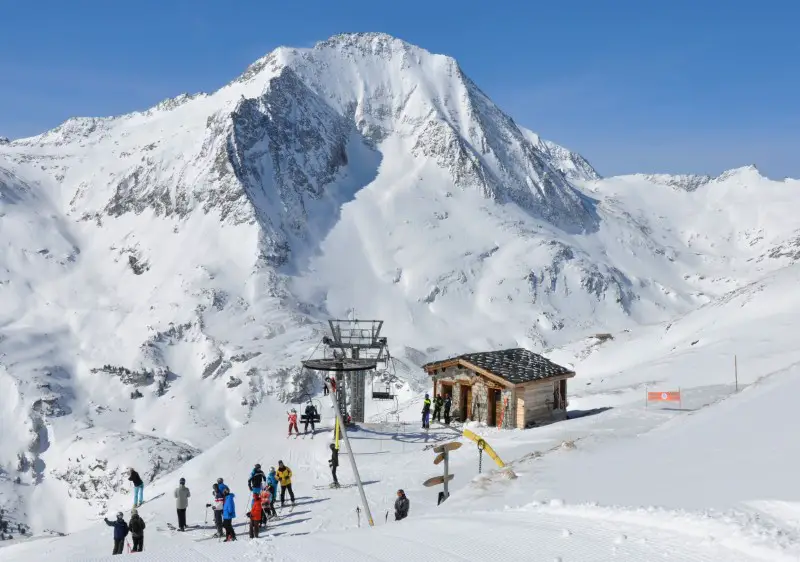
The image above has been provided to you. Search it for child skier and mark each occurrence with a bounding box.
[259,487,273,527]
[247,491,263,538]
[287,409,299,437]
[266,468,279,518]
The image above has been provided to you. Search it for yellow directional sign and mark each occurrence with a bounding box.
[433,441,462,454]
[433,453,445,465]
[423,474,455,487]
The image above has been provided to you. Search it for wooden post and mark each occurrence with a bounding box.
[735,355,739,392]
[443,449,450,500]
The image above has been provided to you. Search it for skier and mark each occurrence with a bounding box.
[174,477,191,531]
[304,402,318,435]
[248,464,266,494]
[129,468,144,507]
[276,460,295,507]
[421,394,432,429]
[211,482,225,537]
[433,394,443,423]
[287,409,299,437]
[103,511,129,555]
[443,395,452,425]
[328,442,340,487]
[394,489,409,521]
[322,376,330,396]
[128,507,146,552]
[247,491,263,538]
[259,487,272,528]
[265,467,279,518]
[216,477,229,495]
[222,488,237,541]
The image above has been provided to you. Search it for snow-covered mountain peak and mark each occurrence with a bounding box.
[637,173,713,192]
[714,164,763,183]
[313,32,427,59]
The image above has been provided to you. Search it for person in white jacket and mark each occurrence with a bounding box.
[174,478,191,531]
[210,482,225,537]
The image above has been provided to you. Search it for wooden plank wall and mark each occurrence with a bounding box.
[521,381,555,427]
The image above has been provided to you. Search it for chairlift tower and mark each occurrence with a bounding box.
[301,319,389,423]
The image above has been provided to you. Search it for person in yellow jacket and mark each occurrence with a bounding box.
[276,460,295,507]
[422,394,432,429]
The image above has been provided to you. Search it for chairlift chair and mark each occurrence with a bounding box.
[371,380,395,401]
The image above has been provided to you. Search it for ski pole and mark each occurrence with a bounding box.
[356,506,361,528]
[385,510,389,523]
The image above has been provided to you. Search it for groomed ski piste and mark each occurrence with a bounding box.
[3,265,800,561]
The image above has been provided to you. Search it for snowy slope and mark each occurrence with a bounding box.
[2,31,800,551]
[4,269,800,561]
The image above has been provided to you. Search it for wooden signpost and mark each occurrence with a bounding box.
[424,440,460,504]
[423,474,455,487]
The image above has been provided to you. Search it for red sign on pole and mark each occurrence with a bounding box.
[647,391,681,402]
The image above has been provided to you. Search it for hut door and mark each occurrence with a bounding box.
[487,389,499,426]
[459,385,469,421]
[553,379,567,410]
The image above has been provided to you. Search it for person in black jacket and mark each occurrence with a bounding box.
[394,489,409,521]
[328,443,339,487]
[443,396,452,425]
[128,508,145,552]
[129,468,144,507]
[248,464,266,493]
[104,512,129,555]
[304,402,318,434]
[433,394,443,422]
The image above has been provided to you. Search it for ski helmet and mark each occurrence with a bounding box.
[131,508,138,515]
[179,477,185,484]
[217,477,224,484]
[269,466,275,472]
[255,463,261,470]
[116,511,124,519]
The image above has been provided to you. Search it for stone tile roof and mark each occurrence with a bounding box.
[423,348,574,384]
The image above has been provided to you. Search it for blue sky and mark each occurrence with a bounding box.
[2,0,798,177]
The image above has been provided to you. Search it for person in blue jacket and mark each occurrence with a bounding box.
[103,511,129,555]
[222,488,237,541]
[265,467,278,519]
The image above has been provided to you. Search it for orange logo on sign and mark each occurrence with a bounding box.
[647,391,681,402]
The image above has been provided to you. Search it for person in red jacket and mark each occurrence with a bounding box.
[287,409,299,437]
[247,492,263,538]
